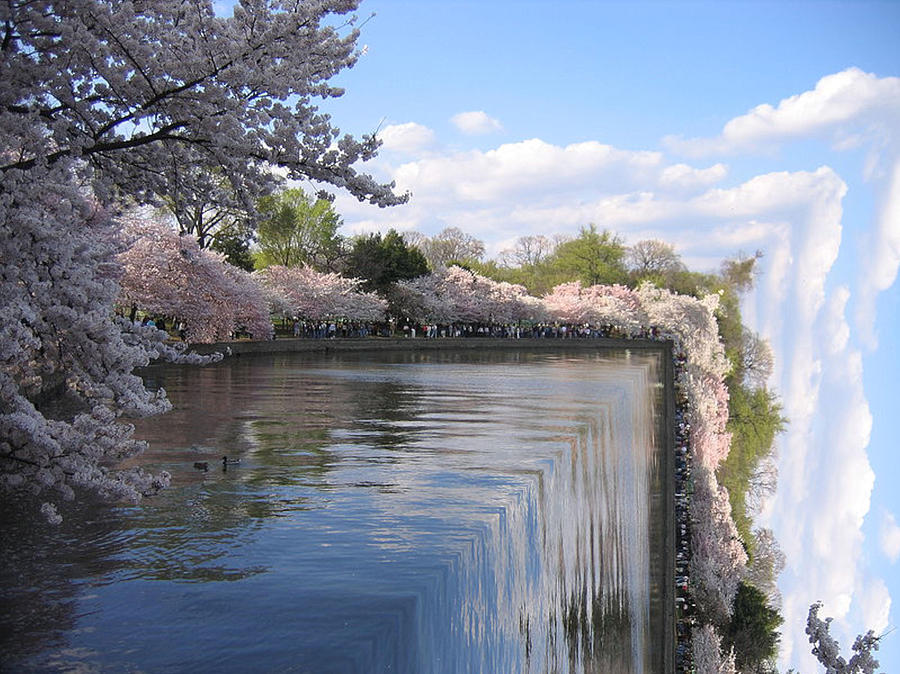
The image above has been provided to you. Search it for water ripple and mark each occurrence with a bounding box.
[2,350,667,673]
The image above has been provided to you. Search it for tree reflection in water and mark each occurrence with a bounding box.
[1,350,667,673]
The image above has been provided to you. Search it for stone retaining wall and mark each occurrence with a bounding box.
[187,335,668,356]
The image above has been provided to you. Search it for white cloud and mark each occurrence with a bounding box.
[857,577,892,636]
[881,511,900,563]
[659,162,728,190]
[856,158,900,349]
[391,138,667,204]
[331,72,900,673]
[378,139,732,220]
[450,110,504,135]
[768,343,876,670]
[377,122,436,154]
[710,166,886,672]
[338,139,836,268]
[665,68,900,157]
[823,286,852,355]
[659,66,900,368]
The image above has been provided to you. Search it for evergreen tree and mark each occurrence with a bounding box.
[725,582,783,673]
[344,230,429,294]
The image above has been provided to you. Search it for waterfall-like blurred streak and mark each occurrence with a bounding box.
[1,350,666,674]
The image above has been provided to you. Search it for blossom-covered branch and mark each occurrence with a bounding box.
[1,0,405,522]
[117,214,272,342]
[805,602,880,674]
[0,0,406,209]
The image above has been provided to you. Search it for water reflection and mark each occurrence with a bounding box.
[1,350,666,673]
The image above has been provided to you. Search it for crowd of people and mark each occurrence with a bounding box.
[290,319,378,339]
[279,319,668,342]
[672,351,697,673]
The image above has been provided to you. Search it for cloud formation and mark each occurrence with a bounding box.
[334,72,900,670]
[856,158,900,348]
[729,167,884,671]
[378,122,436,154]
[657,67,899,672]
[450,110,504,135]
[882,511,900,563]
[664,67,900,157]
[392,139,666,203]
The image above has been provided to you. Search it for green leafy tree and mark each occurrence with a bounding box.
[718,385,787,546]
[344,229,429,294]
[256,189,345,270]
[546,224,628,286]
[722,250,763,293]
[725,582,783,673]
[472,258,571,297]
[210,223,255,272]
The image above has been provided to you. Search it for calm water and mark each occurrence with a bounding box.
[1,349,667,673]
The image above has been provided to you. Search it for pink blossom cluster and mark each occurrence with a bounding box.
[1,170,218,524]
[692,623,738,674]
[689,466,747,626]
[693,625,737,674]
[542,281,647,333]
[805,602,880,674]
[2,0,404,524]
[117,215,273,342]
[257,265,387,322]
[398,266,543,324]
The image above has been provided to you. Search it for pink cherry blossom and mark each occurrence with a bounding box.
[805,602,880,674]
[693,623,737,674]
[117,214,273,342]
[2,0,403,521]
[398,266,544,324]
[257,265,387,322]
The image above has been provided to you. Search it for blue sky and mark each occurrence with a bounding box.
[257,0,900,670]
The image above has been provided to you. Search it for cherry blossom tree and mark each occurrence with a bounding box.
[163,169,245,250]
[693,623,738,674]
[117,214,273,342]
[1,0,403,521]
[257,266,386,322]
[0,179,217,524]
[805,602,880,674]
[542,281,647,333]
[398,266,541,324]
[690,466,748,626]
[1,0,405,210]
[488,279,545,324]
